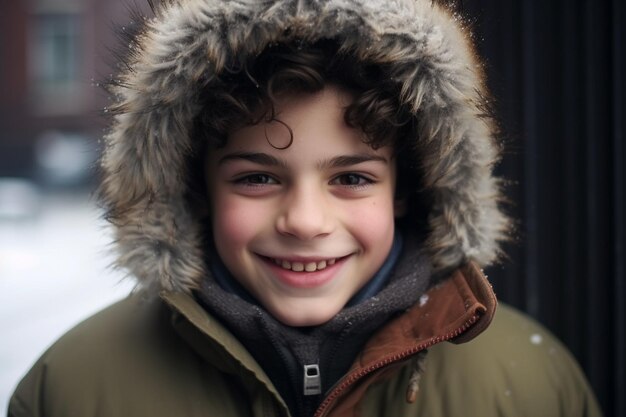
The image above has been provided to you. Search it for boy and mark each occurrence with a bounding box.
[9,0,602,416]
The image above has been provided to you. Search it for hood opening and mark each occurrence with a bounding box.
[99,0,510,292]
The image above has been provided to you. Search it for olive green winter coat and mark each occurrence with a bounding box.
[9,264,601,417]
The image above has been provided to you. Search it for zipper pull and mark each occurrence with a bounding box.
[406,350,428,403]
[303,364,322,396]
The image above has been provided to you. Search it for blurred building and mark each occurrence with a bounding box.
[0,0,148,185]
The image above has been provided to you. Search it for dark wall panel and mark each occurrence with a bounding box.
[462,0,625,415]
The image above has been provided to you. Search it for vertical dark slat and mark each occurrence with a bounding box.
[583,0,613,409]
[611,0,626,414]
[560,0,586,358]
[538,0,567,333]
[496,0,526,308]
[521,0,540,317]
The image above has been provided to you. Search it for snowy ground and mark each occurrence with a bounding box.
[0,192,134,414]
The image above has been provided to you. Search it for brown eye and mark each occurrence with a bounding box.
[332,173,373,188]
[247,174,272,184]
[236,174,278,185]
[338,174,362,185]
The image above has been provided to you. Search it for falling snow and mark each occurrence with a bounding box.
[419,294,429,307]
[530,334,543,345]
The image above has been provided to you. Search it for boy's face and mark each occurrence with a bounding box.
[205,86,400,326]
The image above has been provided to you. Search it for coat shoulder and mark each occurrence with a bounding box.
[362,304,603,417]
[8,295,245,417]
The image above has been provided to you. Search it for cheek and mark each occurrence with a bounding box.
[345,199,396,246]
[212,195,267,247]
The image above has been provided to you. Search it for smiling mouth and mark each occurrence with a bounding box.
[269,257,339,272]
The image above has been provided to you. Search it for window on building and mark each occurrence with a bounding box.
[29,12,84,115]
[33,14,80,86]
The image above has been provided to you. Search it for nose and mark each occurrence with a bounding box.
[276,183,334,240]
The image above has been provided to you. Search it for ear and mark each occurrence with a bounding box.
[394,197,408,218]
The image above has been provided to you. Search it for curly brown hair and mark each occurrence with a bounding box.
[193,39,416,150]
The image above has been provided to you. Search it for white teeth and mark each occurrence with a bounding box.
[272,258,337,272]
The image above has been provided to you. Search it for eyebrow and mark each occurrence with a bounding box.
[317,154,389,169]
[218,152,287,168]
[217,152,388,168]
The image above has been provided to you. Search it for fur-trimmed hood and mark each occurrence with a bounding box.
[100,0,509,293]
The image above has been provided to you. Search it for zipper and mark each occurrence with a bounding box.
[312,313,481,417]
[304,364,322,395]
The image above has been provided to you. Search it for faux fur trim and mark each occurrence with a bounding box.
[99,0,510,293]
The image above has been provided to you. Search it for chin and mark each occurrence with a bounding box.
[271,303,342,327]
